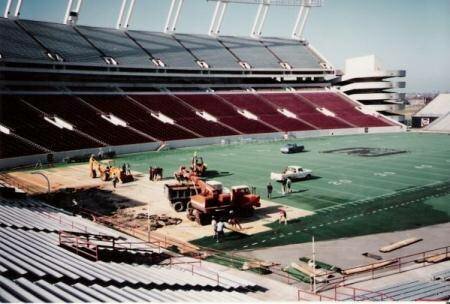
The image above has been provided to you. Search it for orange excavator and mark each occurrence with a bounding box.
[190,154,207,176]
[88,155,133,183]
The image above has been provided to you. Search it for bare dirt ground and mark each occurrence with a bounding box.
[4,163,313,245]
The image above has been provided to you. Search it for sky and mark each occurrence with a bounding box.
[2,0,449,93]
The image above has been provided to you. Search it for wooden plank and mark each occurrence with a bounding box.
[342,260,396,275]
[379,237,423,253]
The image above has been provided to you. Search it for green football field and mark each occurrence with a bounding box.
[114,132,450,250]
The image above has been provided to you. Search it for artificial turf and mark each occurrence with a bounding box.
[112,132,450,250]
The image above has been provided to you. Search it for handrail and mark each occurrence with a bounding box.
[59,230,99,260]
[314,245,450,292]
[77,208,261,290]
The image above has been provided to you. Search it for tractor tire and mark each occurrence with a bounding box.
[172,201,185,212]
[195,212,210,226]
[186,208,195,221]
[306,174,311,180]
[90,170,96,178]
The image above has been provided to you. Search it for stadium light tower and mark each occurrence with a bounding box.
[165,0,184,33]
[291,0,322,40]
[250,0,270,38]
[116,0,136,29]
[64,0,83,25]
[3,0,23,18]
[207,0,322,38]
[208,0,228,36]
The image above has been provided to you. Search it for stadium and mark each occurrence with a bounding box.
[0,0,449,302]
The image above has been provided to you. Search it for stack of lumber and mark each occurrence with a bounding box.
[415,252,450,264]
[290,262,328,282]
[379,237,422,252]
[242,260,273,270]
[341,260,396,275]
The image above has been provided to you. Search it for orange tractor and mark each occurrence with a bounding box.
[185,176,260,225]
[190,154,207,176]
[88,155,133,183]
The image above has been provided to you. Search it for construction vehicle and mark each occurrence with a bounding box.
[149,167,163,181]
[184,176,261,225]
[173,166,196,183]
[164,182,199,212]
[88,155,133,183]
[230,185,261,217]
[190,154,207,176]
[186,177,232,225]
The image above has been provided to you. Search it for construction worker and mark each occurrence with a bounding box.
[278,208,287,225]
[286,178,292,193]
[122,163,127,173]
[281,179,287,196]
[211,216,218,240]
[216,219,225,243]
[266,182,273,199]
[228,210,242,230]
[126,163,131,175]
[112,176,119,188]
[192,151,198,167]
[71,199,79,216]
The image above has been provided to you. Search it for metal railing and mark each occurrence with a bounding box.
[313,245,450,292]
[59,230,99,260]
[78,207,265,291]
[298,285,395,301]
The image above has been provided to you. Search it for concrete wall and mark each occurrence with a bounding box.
[0,126,405,170]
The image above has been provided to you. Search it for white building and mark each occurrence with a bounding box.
[335,55,406,122]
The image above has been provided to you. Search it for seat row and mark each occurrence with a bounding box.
[0,92,394,159]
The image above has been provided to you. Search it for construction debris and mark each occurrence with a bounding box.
[341,260,397,276]
[135,214,182,230]
[362,252,383,260]
[290,262,328,282]
[107,212,182,231]
[242,261,273,270]
[415,252,450,264]
[379,237,423,253]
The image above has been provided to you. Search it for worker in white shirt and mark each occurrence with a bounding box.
[211,216,218,240]
[216,219,225,243]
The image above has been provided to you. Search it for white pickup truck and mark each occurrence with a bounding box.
[270,166,313,182]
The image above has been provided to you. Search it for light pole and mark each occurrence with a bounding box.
[31,171,50,194]
[312,235,316,294]
[147,200,151,242]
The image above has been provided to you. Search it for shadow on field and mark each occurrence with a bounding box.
[275,176,321,183]
[192,181,450,251]
[271,189,309,199]
[253,205,285,218]
[203,170,233,178]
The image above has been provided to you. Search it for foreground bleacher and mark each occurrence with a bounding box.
[0,197,261,303]
[351,280,450,301]
[0,91,396,159]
